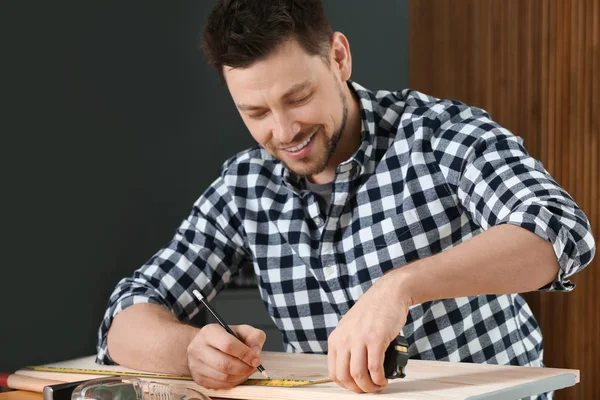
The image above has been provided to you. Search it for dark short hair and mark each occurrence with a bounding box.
[202,0,333,81]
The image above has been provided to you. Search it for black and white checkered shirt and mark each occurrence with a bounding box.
[97,82,595,378]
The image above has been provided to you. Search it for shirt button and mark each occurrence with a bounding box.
[324,264,336,279]
[314,216,323,226]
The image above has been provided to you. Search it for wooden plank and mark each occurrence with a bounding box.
[15,353,579,400]
[0,392,43,400]
[0,391,233,400]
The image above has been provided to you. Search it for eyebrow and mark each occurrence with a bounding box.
[237,81,312,111]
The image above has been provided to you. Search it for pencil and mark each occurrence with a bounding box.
[192,289,270,379]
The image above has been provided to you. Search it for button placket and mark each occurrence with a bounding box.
[324,263,337,279]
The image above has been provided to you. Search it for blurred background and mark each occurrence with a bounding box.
[1,1,598,399]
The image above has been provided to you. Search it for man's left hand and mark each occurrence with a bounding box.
[327,269,411,393]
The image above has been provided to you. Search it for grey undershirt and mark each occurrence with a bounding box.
[305,179,333,215]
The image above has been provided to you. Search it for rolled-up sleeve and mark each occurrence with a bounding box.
[96,174,250,364]
[431,103,595,292]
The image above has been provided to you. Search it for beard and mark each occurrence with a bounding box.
[279,79,349,178]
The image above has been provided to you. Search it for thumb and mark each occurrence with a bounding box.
[232,324,266,355]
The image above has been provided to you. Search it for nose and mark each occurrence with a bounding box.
[271,111,301,144]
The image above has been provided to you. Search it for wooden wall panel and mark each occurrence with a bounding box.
[409,1,599,399]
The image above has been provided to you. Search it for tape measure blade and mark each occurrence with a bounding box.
[28,366,331,387]
[27,366,193,381]
[242,378,332,387]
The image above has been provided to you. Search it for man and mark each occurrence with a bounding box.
[97,0,595,397]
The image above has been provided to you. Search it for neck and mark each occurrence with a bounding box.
[309,82,362,184]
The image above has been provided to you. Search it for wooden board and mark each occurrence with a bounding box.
[16,352,579,400]
[0,392,42,400]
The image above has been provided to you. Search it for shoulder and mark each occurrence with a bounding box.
[352,82,494,137]
[218,145,283,189]
[399,89,490,127]
[396,89,517,149]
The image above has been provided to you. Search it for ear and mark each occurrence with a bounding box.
[330,32,352,81]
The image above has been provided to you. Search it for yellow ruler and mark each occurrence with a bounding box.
[25,365,331,387]
[241,378,331,387]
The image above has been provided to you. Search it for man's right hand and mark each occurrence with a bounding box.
[187,323,266,389]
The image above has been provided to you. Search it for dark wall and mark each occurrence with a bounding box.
[1,1,408,372]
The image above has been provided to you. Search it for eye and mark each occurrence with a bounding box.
[248,111,268,120]
[290,93,312,105]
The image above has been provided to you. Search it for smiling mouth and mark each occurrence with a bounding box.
[281,130,318,153]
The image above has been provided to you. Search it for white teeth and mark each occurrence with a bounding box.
[285,134,313,152]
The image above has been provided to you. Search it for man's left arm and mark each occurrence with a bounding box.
[327,104,596,393]
[433,106,596,292]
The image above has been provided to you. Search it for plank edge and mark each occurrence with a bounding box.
[466,373,578,400]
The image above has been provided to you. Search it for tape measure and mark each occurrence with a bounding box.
[25,366,329,387]
[241,378,331,387]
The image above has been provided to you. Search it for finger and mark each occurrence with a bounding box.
[190,365,247,390]
[337,349,363,393]
[200,343,256,378]
[327,343,337,383]
[350,345,382,393]
[232,324,267,353]
[190,360,248,385]
[205,324,262,368]
[367,342,388,387]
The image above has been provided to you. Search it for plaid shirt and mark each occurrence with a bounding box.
[97,82,595,377]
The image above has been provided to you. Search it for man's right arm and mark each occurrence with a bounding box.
[107,303,267,388]
[107,303,199,375]
[97,172,264,388]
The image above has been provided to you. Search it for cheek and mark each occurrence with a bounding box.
[248,127,270,147]
[247,118,278,149]
[293,104,331,131]
[312,94,341,133]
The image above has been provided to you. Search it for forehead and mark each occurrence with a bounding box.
[224,40,327,100]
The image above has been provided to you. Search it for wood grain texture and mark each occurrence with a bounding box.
[0,392,234,400]
[1,375,64,393]
[0,392,43,400]
[15,353,578,400]
[409,1,600,399]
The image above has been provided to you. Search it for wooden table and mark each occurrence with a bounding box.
[0,392,43,400]
[10,352,580,399]
[0,392,232,400]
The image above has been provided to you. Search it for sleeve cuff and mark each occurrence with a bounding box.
[95,294,170,365]
[499,205,579,293]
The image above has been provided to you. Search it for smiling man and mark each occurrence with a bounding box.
[97,1,596,398]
